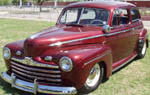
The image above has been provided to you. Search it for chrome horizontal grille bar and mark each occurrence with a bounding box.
[11,57,59,69]
[10,57,62,85]
[11,64,61,78]
[11,61,60,74]
[12,69,62,82]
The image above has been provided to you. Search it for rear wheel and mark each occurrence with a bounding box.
[78,63,104,94]
[137,40,147,59]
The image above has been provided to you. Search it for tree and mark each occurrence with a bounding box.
[0,0,13,5]
[19,0,22,7]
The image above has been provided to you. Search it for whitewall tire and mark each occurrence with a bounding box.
[78,63,104,94]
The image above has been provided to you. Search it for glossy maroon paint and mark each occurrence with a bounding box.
[4,1,148,90]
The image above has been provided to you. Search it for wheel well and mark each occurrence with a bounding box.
[146,39,149,48]
[99,61,108,82]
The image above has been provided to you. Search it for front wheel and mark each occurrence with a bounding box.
[78,63,104,94]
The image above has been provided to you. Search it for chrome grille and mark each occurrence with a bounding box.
[11,57,62,85]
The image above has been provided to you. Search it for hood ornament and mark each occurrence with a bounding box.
[16,51,22,56]
[25,57,32,65]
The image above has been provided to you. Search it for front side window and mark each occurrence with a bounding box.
[112,8,130,26]
[59,8,109,26]
[131,8,141,22]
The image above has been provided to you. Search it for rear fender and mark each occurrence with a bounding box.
[139,28,149,48]
[139,28,148,41]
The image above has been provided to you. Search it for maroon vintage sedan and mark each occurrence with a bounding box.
[1,1,149,95]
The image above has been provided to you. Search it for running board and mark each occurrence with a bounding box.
[112,54,137,72]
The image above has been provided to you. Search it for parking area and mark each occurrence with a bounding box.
[0,6,150,31]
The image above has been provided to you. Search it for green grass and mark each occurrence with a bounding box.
[0,18,55,95]
[0,18,150,95]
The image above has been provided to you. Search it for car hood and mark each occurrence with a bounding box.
[24,25,105,56]
[28,25,103,44]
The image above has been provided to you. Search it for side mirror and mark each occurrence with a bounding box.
[103,25,111,33]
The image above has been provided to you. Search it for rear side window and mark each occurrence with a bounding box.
[131,8,141,22]
[112,8,130,26]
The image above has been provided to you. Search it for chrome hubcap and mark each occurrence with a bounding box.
[86,64,101,87]
[142,42,146,55]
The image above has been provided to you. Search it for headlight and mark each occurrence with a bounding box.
[59,57,73,72]
[3,47,11,60]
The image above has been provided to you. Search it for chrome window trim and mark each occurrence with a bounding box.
[59,7,110,25]
[132,19,140,22]
[49,25,142,47]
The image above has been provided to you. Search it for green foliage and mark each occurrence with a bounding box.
[0,0,5,5]
[12,0,28,5]
[0,0,13,5]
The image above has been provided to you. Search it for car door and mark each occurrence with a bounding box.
[106,8,133,63]
[129,8,143,53]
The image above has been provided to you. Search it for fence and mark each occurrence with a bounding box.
[0,5,62,22]
[0,5,150,22]
[139,8,150,21]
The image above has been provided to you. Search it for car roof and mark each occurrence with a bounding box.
[65,1,135,10]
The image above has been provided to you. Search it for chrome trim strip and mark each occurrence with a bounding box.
[85,50,111,65]
[49,26,142,47]
[132,19,140,22]
[112,54,137,72]
[11,62,60,73]
[49,34,105,46]
[11,57,59,69]
[1,72,77,95]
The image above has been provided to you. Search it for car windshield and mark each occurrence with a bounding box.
[59,8,109,26]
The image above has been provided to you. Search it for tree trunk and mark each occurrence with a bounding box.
[54,0,57,8]
[19,0,22,8]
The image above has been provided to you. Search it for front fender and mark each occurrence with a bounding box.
[57,44,112,89]
[4,40,24,70]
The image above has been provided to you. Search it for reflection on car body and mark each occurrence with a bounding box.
[1,1,149,95]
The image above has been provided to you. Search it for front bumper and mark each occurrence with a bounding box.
[1,72,77,95]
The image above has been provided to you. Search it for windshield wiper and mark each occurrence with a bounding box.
[66,23,84,27]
